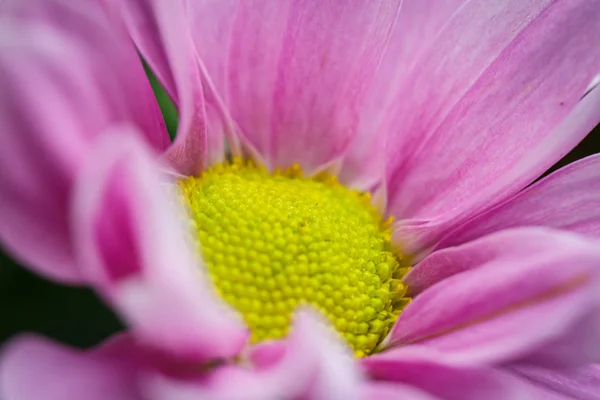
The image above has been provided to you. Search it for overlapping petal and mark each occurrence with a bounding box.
[71,128,247,362]
[436,153,600,250]
[103,0,215,175]
[149,309,362,400]
[339,0,469,190]
[185,0,242,162]
[186,0,237,101]
[363,348,537,400]
[111,309,363,400]
[385,0,600,255]
[0,0,168,282]
[392,228,600,366]
[188,0,402,176]
[2,1,600,399]
[1,0,169,150]
[1,310,363,400]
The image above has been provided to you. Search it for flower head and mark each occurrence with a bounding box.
[1,0,600,399]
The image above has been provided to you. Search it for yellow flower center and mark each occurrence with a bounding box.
[179,159,410,357]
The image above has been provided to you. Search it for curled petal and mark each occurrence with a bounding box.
[72,127,247,362]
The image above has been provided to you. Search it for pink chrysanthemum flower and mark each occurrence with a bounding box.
[1,0,600,398]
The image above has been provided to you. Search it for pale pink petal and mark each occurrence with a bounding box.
[435,153,600,251]
[204,105,226,166]
[190,0,402,175]
[389,228,600,366]
[339,0,469,190]
[510,364,600,400]
[186,0,237,102]
[71,128,247,362]
[363,348,537,400]
[385,0,600,255]
[399,85,600,258]
[185,0,248,160]
[0,335,143,400]
[408,227,599,295]
[146,309,362,400]
[0,0,167,282]
[104,0,212,175]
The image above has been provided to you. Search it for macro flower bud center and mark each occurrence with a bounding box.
[179,159,410,357]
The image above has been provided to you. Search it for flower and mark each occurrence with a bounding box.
[1,0,600,399]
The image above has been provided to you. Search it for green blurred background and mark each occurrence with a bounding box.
[0,79,599,350]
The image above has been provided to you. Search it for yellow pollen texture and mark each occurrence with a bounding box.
[179,159,411,357]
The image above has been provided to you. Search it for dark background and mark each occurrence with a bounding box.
[0,121,599,350]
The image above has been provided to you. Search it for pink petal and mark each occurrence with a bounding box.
[390,228,600,366]
[339,0,469,190]
[247,341,287,370]
[363,348,537,400]
[185,0,251,160]
[146,309,363,400]
[399,84,600,259]
[0,0,168,282]
[408,227,598,295]
[71,127,247,362]
[0,335,143,400]
[435,152,600,251]
[104,0,212,175]
[510,364,600,399]
[186,0,237,103]
[384,0,600,255]
[2,0,169,151]
[190,0,402,175]
[360,382,440,400]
